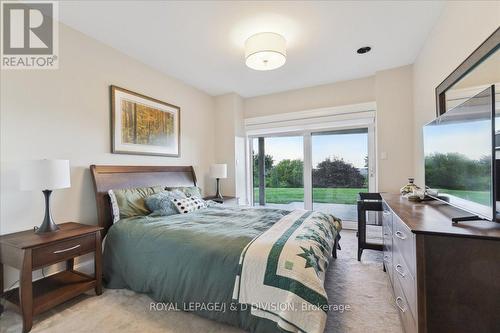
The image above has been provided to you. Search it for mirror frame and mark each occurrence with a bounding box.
[435,27,500,116]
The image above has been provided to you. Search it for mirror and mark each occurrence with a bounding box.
[445,48,500,112]
[436,28,499,116]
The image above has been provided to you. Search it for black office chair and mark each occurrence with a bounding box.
[357,192,383,261]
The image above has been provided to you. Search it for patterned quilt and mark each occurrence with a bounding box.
[233,209,342,333]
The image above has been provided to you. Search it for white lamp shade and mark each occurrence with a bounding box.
[245,32,286,71]
[210,164,227,179]
[20,159,71,191]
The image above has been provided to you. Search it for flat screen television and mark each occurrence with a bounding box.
[424,86,496,221]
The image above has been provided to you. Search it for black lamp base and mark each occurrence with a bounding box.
[36,190,60,234]
[215,178,224,201]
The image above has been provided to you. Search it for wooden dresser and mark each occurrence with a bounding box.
[381,193,500,333]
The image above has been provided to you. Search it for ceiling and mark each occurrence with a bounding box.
[59,1,445,97]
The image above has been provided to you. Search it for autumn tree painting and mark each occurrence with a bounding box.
[121,99,175,147]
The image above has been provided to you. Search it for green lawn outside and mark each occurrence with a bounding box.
[254,187,367,205]
[438,189,490,206]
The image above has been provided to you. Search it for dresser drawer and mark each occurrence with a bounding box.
[393,251,417,319]
[394,274,417,333]
[392,214,416,277]
[32,234,96,268]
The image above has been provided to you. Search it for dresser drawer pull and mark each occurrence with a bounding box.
[383,255,389,262]
[396,296,406,313]
[395,264,406,277]
[395,231,407,240]
[383,211,391,216]
[53,244,81,254]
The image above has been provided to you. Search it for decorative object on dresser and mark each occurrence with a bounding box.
[110,85,180,157]
[204,196,239,206]
[209,163,227,202]
[20,159,71,234]
[0,223,103,333]
[381,193,500,333]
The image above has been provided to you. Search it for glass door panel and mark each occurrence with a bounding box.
[311,129,369,221]
[252,136,304,209]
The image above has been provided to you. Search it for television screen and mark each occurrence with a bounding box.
[424,87,495,220]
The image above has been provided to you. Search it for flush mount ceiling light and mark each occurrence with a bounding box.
[245,32,286,71]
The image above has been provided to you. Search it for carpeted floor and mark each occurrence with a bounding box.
[0,229,403,333]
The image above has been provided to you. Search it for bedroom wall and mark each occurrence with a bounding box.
[0,23,216,287]
[243,66,415,193]
[244,76,376,118]
[412,1,500,185]
[214,93,246,203]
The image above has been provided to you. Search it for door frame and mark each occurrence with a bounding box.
[247,123,377,209]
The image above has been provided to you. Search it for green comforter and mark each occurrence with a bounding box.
[104,206,340,333]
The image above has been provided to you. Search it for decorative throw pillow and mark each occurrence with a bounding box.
[108,185,164,222]
[166,186,202,198]
[171,197,207,214]
[145,190,186,217]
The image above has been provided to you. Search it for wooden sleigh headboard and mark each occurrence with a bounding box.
[90,165,197,237]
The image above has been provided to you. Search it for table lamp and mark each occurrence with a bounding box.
[210,164,227,201]
[20,159,71,233]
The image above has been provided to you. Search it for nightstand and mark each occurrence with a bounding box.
[0,222,103,333]
[204,196,239,206]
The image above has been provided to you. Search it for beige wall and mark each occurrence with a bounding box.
[244,76,376,118]
[213,93,245,200]
[244,66,414,193]
[1,24,215,285]
[412,1,500,185]
[375,65,414,192]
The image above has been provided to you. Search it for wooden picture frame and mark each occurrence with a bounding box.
[435,27,499,116]
[110,85,180,157]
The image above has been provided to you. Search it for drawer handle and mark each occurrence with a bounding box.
[396,296,406,313]
[383,211,391,216]
[395,264,406,277]
[395,231,407,240]
[383,255,389,262]
[53,244,81,254]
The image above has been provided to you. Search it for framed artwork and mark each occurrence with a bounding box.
[110,85,180,157]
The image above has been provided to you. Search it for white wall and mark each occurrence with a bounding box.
[0,24,215,286]
[412,1,500,185]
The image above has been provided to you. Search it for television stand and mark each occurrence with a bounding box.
[451,215,488,224]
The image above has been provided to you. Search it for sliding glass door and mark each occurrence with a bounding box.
[252,136,304,210]
[311,129,369,221]
[250,126,375,223]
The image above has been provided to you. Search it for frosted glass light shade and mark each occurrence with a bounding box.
[245,32,286,71]
[20,159,71,191]
[210,164,227,179]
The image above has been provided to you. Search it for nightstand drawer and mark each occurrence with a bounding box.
[32,234,95,268]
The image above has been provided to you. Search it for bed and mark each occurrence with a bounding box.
[90,165,342,333]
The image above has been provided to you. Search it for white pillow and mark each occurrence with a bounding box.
[171,197,207,214]
[108,189,120,223]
